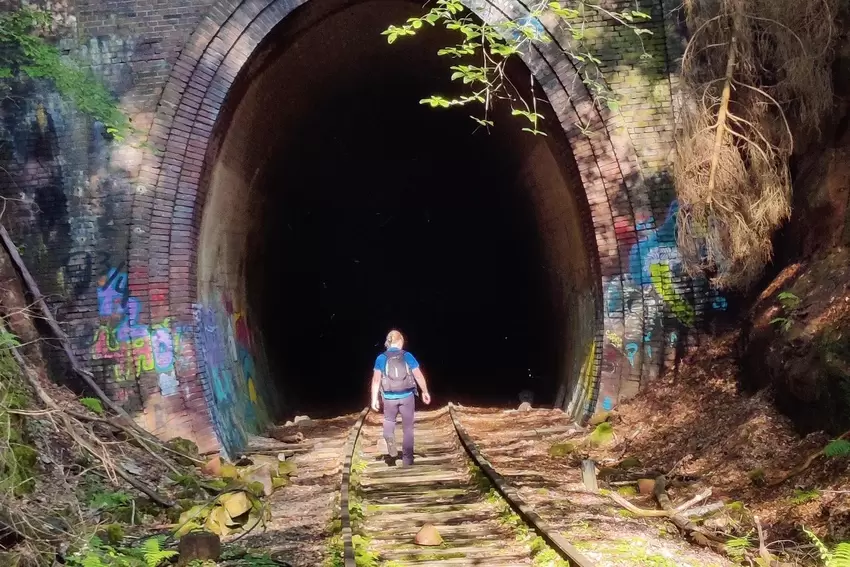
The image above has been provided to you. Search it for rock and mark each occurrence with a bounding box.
[277,452,287,462]
[177,532,221,565]
[122,459,142,475]
[518,401,532,411]
[637,478,656,495]
[294,415,311,425]
[202,456,222,476]
[268,427,305,443]
[414,523,443,546]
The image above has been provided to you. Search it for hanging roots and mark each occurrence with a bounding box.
[674,0,838,290]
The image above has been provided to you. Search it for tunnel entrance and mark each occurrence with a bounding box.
[197,0,598,421]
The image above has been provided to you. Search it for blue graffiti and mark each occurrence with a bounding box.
[509,15,546,42]
[602,397,613,411]
[628,201,680,286]
[625,343,638,366]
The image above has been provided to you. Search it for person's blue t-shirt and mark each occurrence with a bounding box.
[375,347,419,399]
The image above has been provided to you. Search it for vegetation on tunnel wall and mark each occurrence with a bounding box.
[0,8,129,139]
[383,0,655,134]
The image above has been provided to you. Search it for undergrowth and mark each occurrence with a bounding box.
[805,529,850,567]
[0,328,37,498]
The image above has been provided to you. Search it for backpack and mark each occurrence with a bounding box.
[381,350,416,393]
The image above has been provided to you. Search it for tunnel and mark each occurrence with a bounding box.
[195,0,598,424]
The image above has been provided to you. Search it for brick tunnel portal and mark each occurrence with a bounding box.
[196,1,598,421]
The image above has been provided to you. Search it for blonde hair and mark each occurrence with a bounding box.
[385,330,404,349]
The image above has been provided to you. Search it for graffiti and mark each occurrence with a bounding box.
[605,330,623,349]
[566,340,596,418]
[596,199,730,417]
[194,303,247,456]
[625,342,638,366]
[192,292,273,457]
[91,267,190,398]
[158,372,178,397]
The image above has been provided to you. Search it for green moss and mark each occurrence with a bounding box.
[101,523,125,544]
[165,437,200,465]
[617,485,637,497]
[588,422,614,447]
[747,468,766,486]
[548,442,576,457]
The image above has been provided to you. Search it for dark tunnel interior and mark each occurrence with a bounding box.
[199,0,596,420]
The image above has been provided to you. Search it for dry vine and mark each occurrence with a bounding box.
[674,0,838,289]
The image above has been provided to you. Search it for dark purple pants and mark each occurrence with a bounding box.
[382,394,415,465]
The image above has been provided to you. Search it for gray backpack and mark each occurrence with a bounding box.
[381,350,416,393]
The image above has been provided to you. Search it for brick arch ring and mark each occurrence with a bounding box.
[130,0,657,448]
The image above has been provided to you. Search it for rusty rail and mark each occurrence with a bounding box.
[339,407,369,567]
[448,403,596,567]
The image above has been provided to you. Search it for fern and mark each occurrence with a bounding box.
[804,528,850,567]
[724,533,753,559]
[790,488,820,505]
[140,537,177,567]
[89,490,132,510]
[824,439,850,458]
[777,291,801,310]
[80,556,107,567]
[832,544,850,567]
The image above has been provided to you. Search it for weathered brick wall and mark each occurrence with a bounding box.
[0,0,727,454]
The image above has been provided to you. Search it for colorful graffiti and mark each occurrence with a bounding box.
[193,294,268,458]
[590,199,729,417]
[91,267,190,398]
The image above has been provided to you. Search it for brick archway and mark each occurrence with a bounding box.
[131,0,666,452]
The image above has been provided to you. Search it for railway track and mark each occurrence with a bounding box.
[336,405,594,567]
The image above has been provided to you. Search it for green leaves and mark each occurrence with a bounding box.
[80,397,105,415]
[381,24,416,44]
[824,438,850,458]
[420,96,452,109]
[381,0,651,136]
[449,65,487,85]
[548,2,580,19]
[471,116,494,127]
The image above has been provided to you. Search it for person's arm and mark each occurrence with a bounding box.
[370,369,382,411]
[412,367,431,404]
